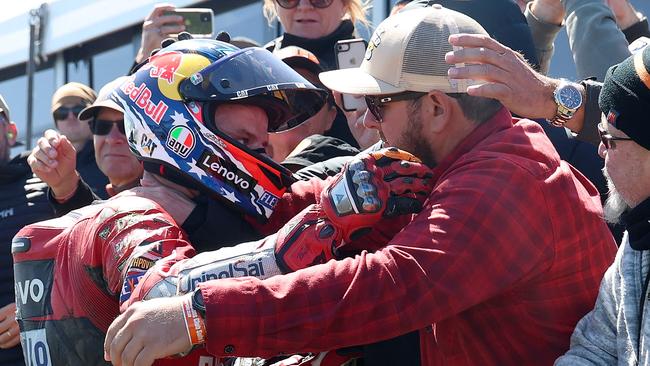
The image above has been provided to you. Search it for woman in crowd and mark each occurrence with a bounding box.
[263,0,369,71]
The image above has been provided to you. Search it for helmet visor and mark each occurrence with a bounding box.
[179,48,327,132]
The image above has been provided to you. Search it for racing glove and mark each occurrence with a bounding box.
[275,147,433,272]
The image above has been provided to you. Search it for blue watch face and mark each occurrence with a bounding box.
[559,85,582,109]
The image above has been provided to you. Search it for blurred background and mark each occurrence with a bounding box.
[0,0,647,152]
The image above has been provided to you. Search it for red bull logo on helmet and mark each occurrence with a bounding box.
[166,126,195,158]
[120,80,169,124]
[148,51,182,84]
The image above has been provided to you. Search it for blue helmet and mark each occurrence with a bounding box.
[113,39,327,220]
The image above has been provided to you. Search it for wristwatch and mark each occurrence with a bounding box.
[548,79,583,127]
[191,288,206,318]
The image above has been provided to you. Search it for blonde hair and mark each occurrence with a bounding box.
[263,0,371,27]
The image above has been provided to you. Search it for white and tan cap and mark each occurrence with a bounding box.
[319,5,488,96]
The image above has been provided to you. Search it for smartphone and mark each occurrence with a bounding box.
[335,39,368,111]
[164,8,214,38]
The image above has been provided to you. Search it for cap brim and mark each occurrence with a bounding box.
[78,100,124,120]
[319,68,404,96]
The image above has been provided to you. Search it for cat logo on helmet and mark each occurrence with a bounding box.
[236,90,248,98]
[166,126,195,158]
[267,84,279,91]
[140,134,157,156]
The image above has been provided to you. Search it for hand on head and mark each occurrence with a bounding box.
[445,33,558,121]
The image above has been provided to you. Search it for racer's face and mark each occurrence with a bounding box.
[93,107,143,187]
[213,104,269,153]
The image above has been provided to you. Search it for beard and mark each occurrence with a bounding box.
[395,101,436,168]
[602,167,630,224]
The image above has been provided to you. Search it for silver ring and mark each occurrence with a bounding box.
[5,330,10,338]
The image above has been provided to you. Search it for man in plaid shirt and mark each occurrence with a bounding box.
[104,6,616,365]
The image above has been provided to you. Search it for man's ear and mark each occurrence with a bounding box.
[422,90,455,134]
[6,122,17,147]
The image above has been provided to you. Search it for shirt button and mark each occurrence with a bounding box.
[224,344,235,354]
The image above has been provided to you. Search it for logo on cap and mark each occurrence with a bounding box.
[365,28,385,61]
[607,109,619,127]
[166,126,195,158]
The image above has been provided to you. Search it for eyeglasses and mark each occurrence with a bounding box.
[598,123,633,149]
[364,91,428,122]
[275,0,334,9]
[52,105,86,121]
[90,119,125,136]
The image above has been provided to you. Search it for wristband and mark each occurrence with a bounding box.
[181,294,206,346]
[53,175,80,203]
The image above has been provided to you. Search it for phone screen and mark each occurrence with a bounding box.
[335,39,367,111]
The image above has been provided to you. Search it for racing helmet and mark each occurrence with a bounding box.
[112,39,327,220]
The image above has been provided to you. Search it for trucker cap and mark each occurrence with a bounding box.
[319,5,488,95]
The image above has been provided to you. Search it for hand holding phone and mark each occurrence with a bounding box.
[335,39,368,112]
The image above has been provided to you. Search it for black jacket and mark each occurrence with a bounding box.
[265,20,355,71]
[76,140,109,199]
[0,152,56,365]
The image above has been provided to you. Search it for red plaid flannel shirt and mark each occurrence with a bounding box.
[201,108,616,365]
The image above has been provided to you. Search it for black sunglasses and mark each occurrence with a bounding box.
[53,105,86,121]
[598,123,633,150]
[90,119,125,136]
[276,0,334,9]
[364,91,428,122]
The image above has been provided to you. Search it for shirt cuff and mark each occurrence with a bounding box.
[576,78,602,146]
[623,17,650,44]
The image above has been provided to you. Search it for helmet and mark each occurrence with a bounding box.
[112,39,327,220]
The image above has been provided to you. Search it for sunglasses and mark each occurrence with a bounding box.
[364,91,428,122]
[598,123,633,150]
[90,119,125,136]
[53,105,86,121]
[275,0,334,9]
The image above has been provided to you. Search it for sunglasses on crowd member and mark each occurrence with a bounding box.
[90,118,125,136]
[52,104,86,121]
[598,123,633,150]
[275,0,334,9]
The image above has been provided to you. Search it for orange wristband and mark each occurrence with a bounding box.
[181,295,206,346]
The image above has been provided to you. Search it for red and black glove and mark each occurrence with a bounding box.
[275,147,433,273]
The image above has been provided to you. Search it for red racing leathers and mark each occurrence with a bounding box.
[11,194,207,366]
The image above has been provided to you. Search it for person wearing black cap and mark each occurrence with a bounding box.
[555,45,650,365]
[0,95,56,366]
